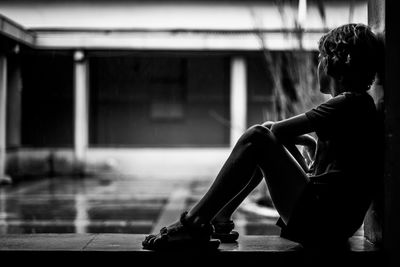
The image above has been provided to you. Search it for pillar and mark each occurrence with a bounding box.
[383,1,400,266]
[7,54,22,148]
[364,0,385,246]
[73,50,89,173]
[230,57,247,148]
[0,55,11,184]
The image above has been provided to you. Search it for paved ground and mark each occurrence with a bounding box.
[0,234,381,267]
[0,175,281,235]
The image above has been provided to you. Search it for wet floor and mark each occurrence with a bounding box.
[0,175,281,235]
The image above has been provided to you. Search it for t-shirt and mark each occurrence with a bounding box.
[305,91,383,188]
[278,92,383,245]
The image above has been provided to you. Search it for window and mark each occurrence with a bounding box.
[89,54,230,147]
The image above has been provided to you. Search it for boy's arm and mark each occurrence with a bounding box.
[262,114,316,172]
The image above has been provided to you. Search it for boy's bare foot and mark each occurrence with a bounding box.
[142,212,220,250]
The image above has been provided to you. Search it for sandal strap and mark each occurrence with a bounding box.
[179,211,215,237]
[143,213,216,249]
[213,220,235,234]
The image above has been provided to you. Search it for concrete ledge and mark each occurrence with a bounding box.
[0,234,382,266]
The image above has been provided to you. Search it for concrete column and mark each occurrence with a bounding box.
[0,55,11,184]
[73,51,89,173]
[364,0,385,246]
[383,1,400,266]
[230,57,247,148]
[7,56,22,148]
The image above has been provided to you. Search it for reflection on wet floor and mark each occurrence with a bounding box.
[0,176,280,235]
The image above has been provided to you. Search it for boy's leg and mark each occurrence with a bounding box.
[143,125,308,248]
[188,125,308,225]
[253,126,310,224]
[210,168,264,242]
[212,168,263,223]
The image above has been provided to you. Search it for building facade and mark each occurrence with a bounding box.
[0,0,367,179]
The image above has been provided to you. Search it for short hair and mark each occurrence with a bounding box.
[318,23,381,91]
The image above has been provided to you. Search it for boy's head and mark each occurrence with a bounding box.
[318,23,381,92]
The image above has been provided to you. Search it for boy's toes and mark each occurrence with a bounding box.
[143,233,169,249]
[143,234,154,243]
[142,234,157,248]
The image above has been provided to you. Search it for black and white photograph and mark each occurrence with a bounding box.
[0,0,395,266]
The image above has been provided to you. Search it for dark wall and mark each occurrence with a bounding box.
[384,0,400,266]
[247,54,275,127]
[20,52,73,147]
[17,51,319,148]
[89,54,230,147]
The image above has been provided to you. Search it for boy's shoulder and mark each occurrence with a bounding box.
[330,91,373,106]
[315,92,375,117]
[320,93,348,107]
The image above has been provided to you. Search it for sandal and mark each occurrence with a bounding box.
[212,220,239,243]
[142,212,221,250]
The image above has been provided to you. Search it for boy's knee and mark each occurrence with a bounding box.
[248,124,271,135]
[239,124,274,144]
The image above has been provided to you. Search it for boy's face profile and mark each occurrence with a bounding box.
[317,55,333,95]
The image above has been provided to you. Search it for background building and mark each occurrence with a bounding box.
[0,0,367,180]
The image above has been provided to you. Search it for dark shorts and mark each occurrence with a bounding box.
[276,172,366,247]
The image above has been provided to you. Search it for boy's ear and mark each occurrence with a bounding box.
[326,55,343,79]
[327,54,352,80]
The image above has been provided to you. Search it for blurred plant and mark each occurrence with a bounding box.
[251,3,327,121]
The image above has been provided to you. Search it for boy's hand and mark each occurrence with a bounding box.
[262,121,275,129]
